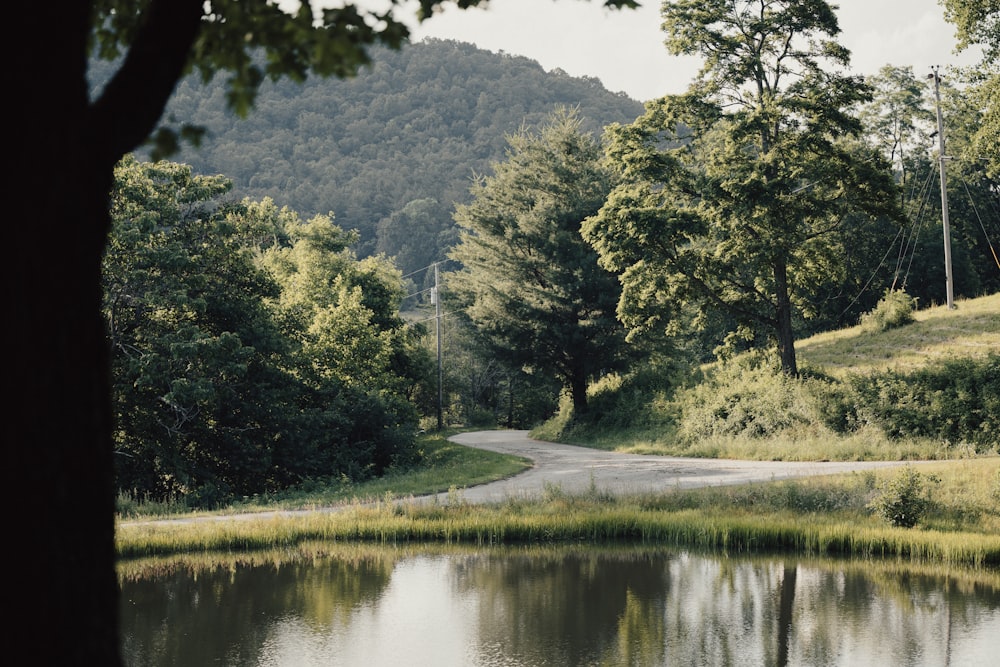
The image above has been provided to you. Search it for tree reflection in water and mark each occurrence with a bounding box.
[119,545,1000,666]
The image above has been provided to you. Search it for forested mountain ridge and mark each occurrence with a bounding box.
[90,38,645,274]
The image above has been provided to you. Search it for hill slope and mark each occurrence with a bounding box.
[92,39,645,274]
[798,293,1000,378]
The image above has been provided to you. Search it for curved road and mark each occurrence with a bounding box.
[122,431,919,526]
[436,430,914,504]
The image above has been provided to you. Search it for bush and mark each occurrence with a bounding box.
[675,351,825,441]
[868,466,937,528]
[841,354,1000,450]
[858,289,917,333]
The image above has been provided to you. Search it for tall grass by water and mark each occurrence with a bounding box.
[118,459,1000,569]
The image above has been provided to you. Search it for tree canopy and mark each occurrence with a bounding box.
[448,108,627,413]
[107,157,428,505]
[940,0,1000,177]
[583,0,902,375]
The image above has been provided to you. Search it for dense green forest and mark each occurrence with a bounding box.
[91,39,645,276]
[99,27,1000,511]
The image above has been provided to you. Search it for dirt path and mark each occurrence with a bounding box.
[437,430,916,504]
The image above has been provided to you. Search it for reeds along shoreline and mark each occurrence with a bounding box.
[116,498,1000,569]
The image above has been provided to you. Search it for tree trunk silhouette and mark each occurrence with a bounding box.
[776,563,798,667]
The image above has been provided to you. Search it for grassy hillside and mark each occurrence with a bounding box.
[798,293,1000,378]
[537,292,999,461]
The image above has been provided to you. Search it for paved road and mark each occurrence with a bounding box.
[435,430,915,504]
[121,431,919,526]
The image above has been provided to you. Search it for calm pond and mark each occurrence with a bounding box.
[119,545,999,666]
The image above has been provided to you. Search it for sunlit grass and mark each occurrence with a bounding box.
[797,293,1000,379]
[594,427,962,462]
[117,459,1000,568]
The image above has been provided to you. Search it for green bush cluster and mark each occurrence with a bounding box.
[675,352,825,441]
[840,354,1000,450]
[868,466,938,528]
[858,289,917,333]
[670,349,998,452]
[537,367,677,442]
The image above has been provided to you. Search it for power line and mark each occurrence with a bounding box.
[960,176,1000,272]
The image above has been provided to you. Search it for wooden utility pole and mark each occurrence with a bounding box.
[433,263,443,430]
[930,66,956,309]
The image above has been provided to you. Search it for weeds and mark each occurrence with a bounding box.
[858,289,917,333]
[868,465,938,528]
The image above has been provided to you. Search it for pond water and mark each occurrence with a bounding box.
[119,546,1000,666]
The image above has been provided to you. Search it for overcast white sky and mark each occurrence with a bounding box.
[395,0,981,102]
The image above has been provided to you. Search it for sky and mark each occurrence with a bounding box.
[393,0,983,102]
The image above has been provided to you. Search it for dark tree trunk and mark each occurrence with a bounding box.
[570,365,589,415]
[8,3,203,663]
[773,260,798,376]
[9,8,122,664]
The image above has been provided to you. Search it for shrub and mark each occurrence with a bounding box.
[675,351,825,441]
[858,289,917,333]
[868,466,937,528]
[841,354,1000,450]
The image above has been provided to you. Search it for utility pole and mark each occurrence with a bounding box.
[929,66,955,309]
[432,263,443,430]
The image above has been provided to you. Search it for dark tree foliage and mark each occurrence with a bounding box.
[89,39,646,259]
[106,157,426,507]
[448,109,628,414]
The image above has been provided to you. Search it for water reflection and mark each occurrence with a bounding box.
[119,546,1000,666]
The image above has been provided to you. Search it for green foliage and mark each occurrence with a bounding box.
[105,157,429,507]
[858,289,917,333]
[532,364,680,446]
[448,108,628,413]
[868,466,938,528]
[839,355,1000,450]
[941,0,1000,178]
[584,0,903,375]
[674,352,828,442]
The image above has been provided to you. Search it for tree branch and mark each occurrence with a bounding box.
[87,0,204,165]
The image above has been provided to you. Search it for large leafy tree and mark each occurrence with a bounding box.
[260,210,428,474]
[7,2,637,662]
[107,173,425,506]
[941,0,1000,177]
[448,109,626,414]
[583,0,901,375]
[106,157,293,505]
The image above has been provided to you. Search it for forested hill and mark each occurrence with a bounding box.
[90,38,645,272]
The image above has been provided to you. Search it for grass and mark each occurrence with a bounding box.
[115,428,530,520]
[117,458,1000,570]
[796,292,1000,379]
[555,425,962,461]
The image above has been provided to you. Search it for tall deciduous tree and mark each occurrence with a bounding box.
[6,2,638,662]
[941,0,1000,177]
[583,0,901,375]
[448,108,626,414]
[106,157,292,505]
